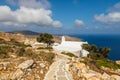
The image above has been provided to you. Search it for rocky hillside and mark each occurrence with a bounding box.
[0,31,26,42]
[0,32,55,80]
[9,30,40,35]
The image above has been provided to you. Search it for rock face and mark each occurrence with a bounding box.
[18,59,34,69]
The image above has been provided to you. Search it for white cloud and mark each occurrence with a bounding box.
[0,5,62,27]
[1,22,26,27]
[52,21,62,27]
[95,2,120,24]
[74,19,84,26]
[95,12,120,24]
[7,0,51,9]
[18,0,50,9]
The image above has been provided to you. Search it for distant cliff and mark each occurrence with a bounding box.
[53,35,81,43]
[7,30,82,43]
[0,31,26,42]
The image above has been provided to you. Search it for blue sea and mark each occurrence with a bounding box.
[69,34,120,61]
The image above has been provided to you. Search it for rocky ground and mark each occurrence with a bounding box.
[0,58,50,80]
[69,58,120,80]
[0,47,55,80]
[0,32,55,80]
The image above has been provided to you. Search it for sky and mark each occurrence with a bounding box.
[0,0,120,34]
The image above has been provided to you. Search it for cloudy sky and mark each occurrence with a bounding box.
[0,0,120,34]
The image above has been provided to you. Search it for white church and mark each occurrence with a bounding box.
[53,36,89,57]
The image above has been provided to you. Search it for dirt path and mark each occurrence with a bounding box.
[44,53,73,80]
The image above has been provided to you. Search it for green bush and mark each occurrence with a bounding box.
[82,44,110,59]
[37,47,53,50]
[0,38,6,44]
[95,59,120,70]
[0,50,8,58]
[17,48,25,56]
[0,46,11,58]
[10,39,31,48]
[45,53,55,64]
[61,52,77,58]
[37,47,45,49]
[17,48,35,57]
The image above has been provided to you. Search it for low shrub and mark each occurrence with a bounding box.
[17,48,55,64]
[61,52,77,58]
[45,53,55,64]
[17,48,35,57]
[37,47,53,50]
[37,47,45,49]
[17,48,25,56]
[95,59,120,70]
[38,51,55,64]
[0,45,11,58]
[0,38,6,44]
[10,39,31,48]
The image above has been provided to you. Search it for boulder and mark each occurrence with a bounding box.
[0,73,9,80]
[35,74,41,79]
[65,64,69,71]
[102,72,110,80]
[0,64,3,71]
[39,63,45,68]
[0,62,10,66]
[88,77,100,80]
[111,75,120,80]
[40,70,43,74]
[115,69,120,73]
[76,63,86,69]
[10,69,23,79]
[116,61,120,65]
[82,73,96,79]
[18,60,34,69]
[0,62,10,71]
[81,68,87,73]
[72,57,76,62]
